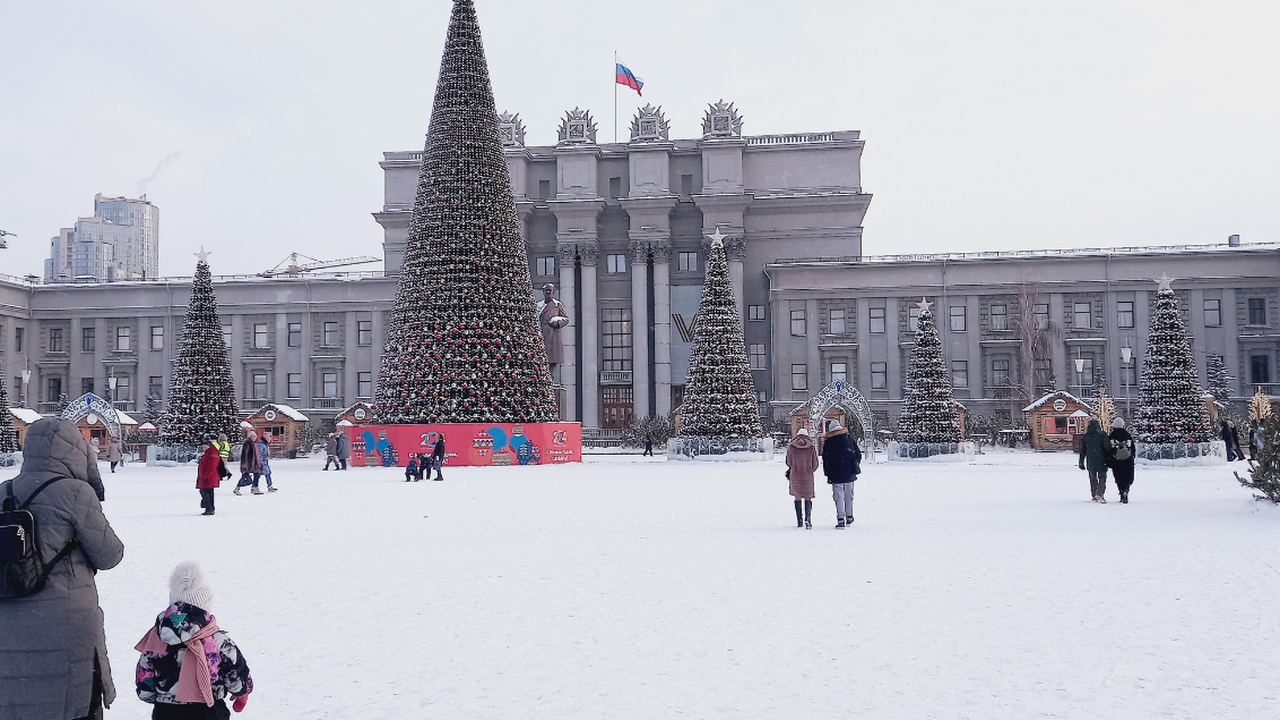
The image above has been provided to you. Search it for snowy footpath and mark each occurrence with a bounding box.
[3,452,1277,719]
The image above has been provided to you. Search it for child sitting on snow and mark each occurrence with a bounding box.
[136,562,254,719]
[405,456,420,482]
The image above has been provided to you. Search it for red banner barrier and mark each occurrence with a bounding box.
[345,423,582,468]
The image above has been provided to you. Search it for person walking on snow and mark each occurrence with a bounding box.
[336,431,350,470]
[255,435,276,493]
[135,562,254,719]
[1107,417,1136,504]
[1079,419,1110,502]
[197,439,224,516]
[323,432,339,471]
[820,421,861,528]
[0,417,126,720]
[1251,423,1265,461]
[234,432,262,496]
[786,427,819,529]
[1220,420,1243,461]
[431,433,446,480]
[107,437,123,473]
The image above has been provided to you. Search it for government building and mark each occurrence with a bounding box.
[2,102,1277,436]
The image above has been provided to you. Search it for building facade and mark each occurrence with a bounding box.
[45,194,160,283]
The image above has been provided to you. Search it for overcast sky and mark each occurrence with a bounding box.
[1,0,1276,279]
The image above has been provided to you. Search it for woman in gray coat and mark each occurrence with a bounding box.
[0,418,125,720]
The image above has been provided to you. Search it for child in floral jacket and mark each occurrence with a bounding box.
[136,562,254,719]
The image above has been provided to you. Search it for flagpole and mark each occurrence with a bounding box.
[613,51,618,143]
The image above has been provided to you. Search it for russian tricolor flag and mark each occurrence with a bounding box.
[616,61,643,96]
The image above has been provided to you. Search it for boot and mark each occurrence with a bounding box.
[804,500,812,529]
[794,500,803,527]
[1121,492,1129,504]
[835,518,846,529]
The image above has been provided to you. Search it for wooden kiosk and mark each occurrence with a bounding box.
[1023,391,1093,451]
[243,403,310,458]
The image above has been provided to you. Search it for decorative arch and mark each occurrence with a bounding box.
[60,393,124,439]
[807,380,875,450]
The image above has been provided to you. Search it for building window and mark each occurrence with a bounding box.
[678,252,698,272]
[790,309,806,336]
[14,327,22,353]
[830,309,846,334]
[288,322,302,348]
[748,343,766,370]
[114,375,131,402]
[322,372,338,398]
[870,362,887,389]
[830,362,847,384]
[1121,361,1137,386]
[869,307,885,334]
[1248,298,1267,325]
[49,328,64,353]
[81,378,94,396]
[538,179,551,200]
[252,372,269,398]
[82,327,95,352]
[1251,355,1271,384]
[358,320,373,347]
[222,325,233,348]
[680,174,694,196]
[949,305,966,332]
[287,373,301,399]
[253,323,269,349]
[601,308,632,371]
[791,364,808,391]
[602,386,635,429]
[149,375,163,398]
[951,360,968,388]
[536,256,556,277]
[989,304,1007,331]
[1204,299,1221,327]
[358,372,373,398]
[1116,301,1134,329]
[1074,357,1095,387]
[606,254,627,274]
[115,327,131,351]
[1073,302,1092,329]
[748,305,765,321]
[1034,303,1050,330]
[992,358,1011,386]
[150,325,163,351]
[909,305,921,329]
[609,176,622,199]
[323,321,340,346]
[46,377,62,402]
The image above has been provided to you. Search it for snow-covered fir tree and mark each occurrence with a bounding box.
[0,357,17,453]
[143,392,162,424]
[897,299,963,443]
[678,231,762,439]
[1133,275,1213,444]
[374,0,557,425]
[1206,353,1236,404]
[159,252,241,447]
[1235,417,1280,503]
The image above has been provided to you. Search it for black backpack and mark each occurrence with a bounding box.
[0,478,79,599]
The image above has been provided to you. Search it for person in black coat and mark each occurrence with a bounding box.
[1107,417,1136,504]
[431,434,446,481]
[1220,421,1242,461]
[820,421,861,529]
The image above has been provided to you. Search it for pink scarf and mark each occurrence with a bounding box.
[135,619,221,706]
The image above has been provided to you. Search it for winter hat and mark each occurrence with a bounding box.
[1112,417,1125,429]
[796,428,809,437]
[169,561,214,611]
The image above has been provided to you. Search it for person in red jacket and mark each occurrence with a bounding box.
[197,438,224,516]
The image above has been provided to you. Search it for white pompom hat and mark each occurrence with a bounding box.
[169,561,214,611]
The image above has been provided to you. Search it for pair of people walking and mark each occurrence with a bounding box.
[785,422,862,529]
[322,431,350,471]
[233,431,276,496]
[1079,418,1136,503]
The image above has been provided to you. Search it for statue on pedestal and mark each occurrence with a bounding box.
[538,284,569,368]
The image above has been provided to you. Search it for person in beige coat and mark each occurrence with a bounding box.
[785,428,819,529]
[0,418,125,720]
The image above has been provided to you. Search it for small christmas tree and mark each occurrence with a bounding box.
[1133,275,1213,444]
[1206,354,1236,404]
[1094,387,1117,431]
[1235,418,1280,503]
[897,299,963,444]
[159,251,241,447]
[143,392,162,424]
[0,358,17,453]
[374,0,558,425]
[678,231,762,439]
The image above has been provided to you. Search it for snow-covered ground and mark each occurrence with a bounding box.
[3,452,1277,719]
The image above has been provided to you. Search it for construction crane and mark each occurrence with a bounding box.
[259,252,380,278]
[0,229,14,249]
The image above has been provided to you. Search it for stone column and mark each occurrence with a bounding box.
[579,243,600,430]
[557,244,578,423]
[630,241,651,418]
[724,235,747,318]
[653,242,673,416]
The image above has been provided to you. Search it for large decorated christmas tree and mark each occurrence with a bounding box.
[1133,275,1213,444]
[897,299,963,443]
[678,231,762,439]
[159,252,241,447]
[374,0,557,425]
[0,357,17,453]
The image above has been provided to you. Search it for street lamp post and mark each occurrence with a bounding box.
[20,368,30,409]
[108,376,118,408]
[1121,345,1133,419]
[1074,357,1086,394]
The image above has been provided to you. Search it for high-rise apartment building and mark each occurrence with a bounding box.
[45,194,160,282]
